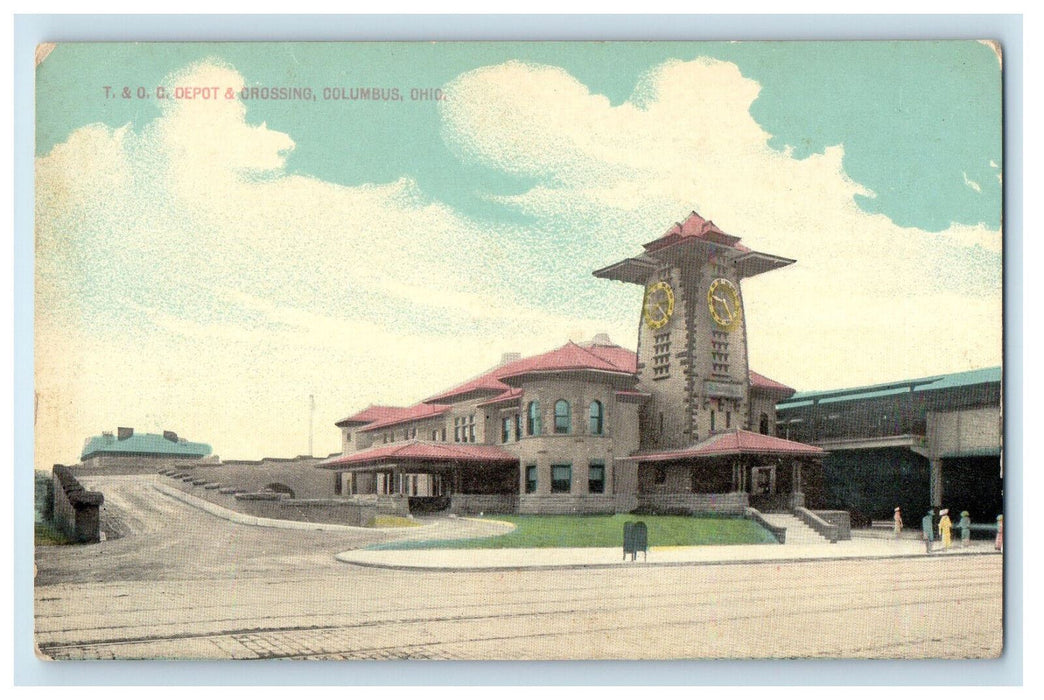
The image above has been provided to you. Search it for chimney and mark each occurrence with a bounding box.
[117,427,134,441]
[500,352,521,365]
[591,333,612,346]
[163,430,179,443]
[102,431,114,442]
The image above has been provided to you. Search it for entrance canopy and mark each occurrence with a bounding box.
[634,428,824,463]
[320,440,518,471]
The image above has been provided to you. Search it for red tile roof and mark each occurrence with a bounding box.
[477,388,523,407]
[749,370,795,396]
[498,341,635,381]
[643,211,742,254]
[424,340,637,404]
[582,342,639,373]
[335,404,411,427]
[320,441,518,468]
[634,429,823,462]
[358,403,452,432]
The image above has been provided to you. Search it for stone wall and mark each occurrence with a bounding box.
[517,494,619,515]
[635,491,749,515]
[51,465,104,543]
[73,454,184,474]
[812,510,852,540]
[178,456,333,499]
[159,471,374,526]
[451,494,519,515]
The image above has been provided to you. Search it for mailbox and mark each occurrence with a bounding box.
[623,521,648,561]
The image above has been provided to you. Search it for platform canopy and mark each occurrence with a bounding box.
[319,441,518,470]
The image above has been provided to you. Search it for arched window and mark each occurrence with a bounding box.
[527,400,541,436]
[554,400,572,434]
[589,400,604,435]
[759,413,770,435]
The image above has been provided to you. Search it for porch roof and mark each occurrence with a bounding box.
[319,440,519,469]
[633,429,824,463]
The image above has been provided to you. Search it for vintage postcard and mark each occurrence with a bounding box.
[33,40,1003,662]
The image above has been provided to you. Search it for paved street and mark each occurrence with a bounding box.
[35,476,1003,660]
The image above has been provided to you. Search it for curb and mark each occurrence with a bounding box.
[334,548,1002,573]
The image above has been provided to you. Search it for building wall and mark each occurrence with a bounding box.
[512,377,637,498]
[927,406,1002,457]
[636,264,694,450]
[636,257,751,451]
[748,392,779,435]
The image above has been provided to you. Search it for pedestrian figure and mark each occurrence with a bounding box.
[922,510,934,553]
[893,506,903,539]
[958,511,971,547]
[995,515,1003,552]
[939,508,952,549]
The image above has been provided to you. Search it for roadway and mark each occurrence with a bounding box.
[34,475,1003,660]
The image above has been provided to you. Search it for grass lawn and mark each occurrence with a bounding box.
[35,522,72,546]
[371,513,777,550]
[368,515,422,528]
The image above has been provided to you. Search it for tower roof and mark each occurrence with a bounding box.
[643,211,741,253]
[593,210,795,283]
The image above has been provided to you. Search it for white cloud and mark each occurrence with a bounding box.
[34,60,613,466]
[35,56,1002,466]
[440,58,1002,391]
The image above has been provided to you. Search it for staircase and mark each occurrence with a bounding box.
[759,512,830,545]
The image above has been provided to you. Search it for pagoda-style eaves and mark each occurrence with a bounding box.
[593,211,794,283]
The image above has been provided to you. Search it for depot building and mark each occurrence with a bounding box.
[321,212,825,515]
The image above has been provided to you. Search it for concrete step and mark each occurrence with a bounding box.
[760,513,829,544]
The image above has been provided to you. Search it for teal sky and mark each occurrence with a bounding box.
[37,41,1001,233]
[34,41,1003,465]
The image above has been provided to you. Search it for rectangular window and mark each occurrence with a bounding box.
[726,411,731,429]
[588,462,605,494]
[551,464,572,494]
[525,465,537,493]
[501,416,511,443]
[514,414,522,442]
[710,410,716,432]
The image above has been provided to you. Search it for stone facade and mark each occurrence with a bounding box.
[325,211,815,516]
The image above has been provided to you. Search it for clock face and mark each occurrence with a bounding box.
[707,278,742,331]
[643,281,675,329]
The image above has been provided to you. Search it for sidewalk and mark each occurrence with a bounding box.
[336,538,1001,571]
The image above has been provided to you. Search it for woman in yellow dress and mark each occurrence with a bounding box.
[938,508,953,549]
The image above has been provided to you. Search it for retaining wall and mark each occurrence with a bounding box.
[159,471,375,526]
[635,492,749,515]
[51,465,104,543]
[452,494,520,515]
[517,494,617,515]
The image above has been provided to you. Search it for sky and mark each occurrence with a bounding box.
[33,41,1003,466]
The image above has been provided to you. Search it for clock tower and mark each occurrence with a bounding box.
[593,212,795,451]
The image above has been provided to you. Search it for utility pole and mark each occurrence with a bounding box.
[308,394,315,457]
